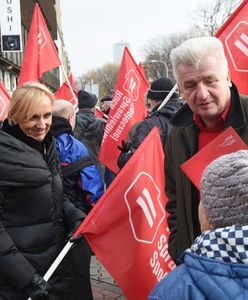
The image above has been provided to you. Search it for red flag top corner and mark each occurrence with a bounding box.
[55,74,78,106]
[216,0,248,95]
[98,47,149,173]
[18,3,61,86]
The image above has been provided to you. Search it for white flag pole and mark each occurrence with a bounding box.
[27,240,74,300]
[157,83,178,111]
[60,65,78,106]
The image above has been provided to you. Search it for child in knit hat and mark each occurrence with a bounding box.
[149,150,248,300]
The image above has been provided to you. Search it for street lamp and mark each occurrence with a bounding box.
[148,59,168,78]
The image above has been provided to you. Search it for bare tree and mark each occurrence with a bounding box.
[77,63,119,99]
[192,0,242,36]
[142,26,205,80]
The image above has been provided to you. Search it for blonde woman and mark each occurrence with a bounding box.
[0,82,84,300]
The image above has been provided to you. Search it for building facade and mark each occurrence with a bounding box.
[0,0,69,94]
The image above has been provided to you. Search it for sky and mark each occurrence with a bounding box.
[60,0,205,77]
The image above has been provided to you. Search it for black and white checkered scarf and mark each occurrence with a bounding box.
[188,225,248,264]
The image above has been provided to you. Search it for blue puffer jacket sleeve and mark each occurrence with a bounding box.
[56,133,104,204]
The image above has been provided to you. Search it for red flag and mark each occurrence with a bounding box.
[18,3,61,86]
[55,74,78,106]
[216,0,248,95]
[98,47,149,173]
[74,128,176,300]
[0,81,11,121]
[95,106,105,118]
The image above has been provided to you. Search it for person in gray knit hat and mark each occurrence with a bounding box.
[149,149,248,300]
[200,150,248,229]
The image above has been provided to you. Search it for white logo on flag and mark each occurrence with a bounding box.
[234,33,248,56]
[128,76,137,94]
[225,21,248,72]
[123,69,140,101]
[37,25,47,54]
[136,188,157,228]
[124,172,165,244]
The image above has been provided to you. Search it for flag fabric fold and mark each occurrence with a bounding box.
[55,74,78,106]
[0,81,11,121]
[18,3,61,86]
[74,127,175,300]
[95,107,105,119]
[216,0,248,95]
[98,47,149,173]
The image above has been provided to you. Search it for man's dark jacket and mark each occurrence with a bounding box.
[0,122,84,299]
[165,83,248,264]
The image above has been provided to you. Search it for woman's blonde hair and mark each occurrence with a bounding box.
[8,81,54,126]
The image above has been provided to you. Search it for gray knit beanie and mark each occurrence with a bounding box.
[200,150,248,228]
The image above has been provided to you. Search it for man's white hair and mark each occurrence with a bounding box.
[170,36,229,82]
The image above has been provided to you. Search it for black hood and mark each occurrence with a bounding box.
[51,116,72,138]
[150,98,184,119]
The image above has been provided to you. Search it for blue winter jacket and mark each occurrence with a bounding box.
[56,132,104,204]
[148,252,248,300]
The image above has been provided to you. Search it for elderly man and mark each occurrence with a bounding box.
[149,150,248,299]
[165,36,248,264]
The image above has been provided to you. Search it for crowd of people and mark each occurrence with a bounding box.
[0,35,248,300]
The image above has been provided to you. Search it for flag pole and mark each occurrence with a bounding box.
[157,83,178,111]
[27,240,74,300]
[60,65,78,105]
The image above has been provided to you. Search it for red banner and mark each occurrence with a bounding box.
[0,81,11,121]
[18,3,61,86]
[95,106,105,119]
[181,127,248,190]
[55,74,78,106]
[98,47,148,173]
[216,0,248,95]
[75,128,175,300]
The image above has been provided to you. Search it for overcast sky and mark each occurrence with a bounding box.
[60,0,205,77]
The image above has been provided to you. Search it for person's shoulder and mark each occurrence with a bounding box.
[148,263,188,299]
[70,135,90,157]
[240,94,248,105]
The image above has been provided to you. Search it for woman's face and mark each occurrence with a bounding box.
[18,95,52,142]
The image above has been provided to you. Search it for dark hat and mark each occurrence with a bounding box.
[200,150,248,228]
[78,90,98,109]
[101,95,112,102]
[147,77,178,101]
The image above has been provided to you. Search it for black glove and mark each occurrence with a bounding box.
[70,233,84,244]
[24,273,50,300]
[68,220,85,244]
[117,140,132,153]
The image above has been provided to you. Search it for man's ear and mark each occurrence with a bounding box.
[68,113,74,126]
